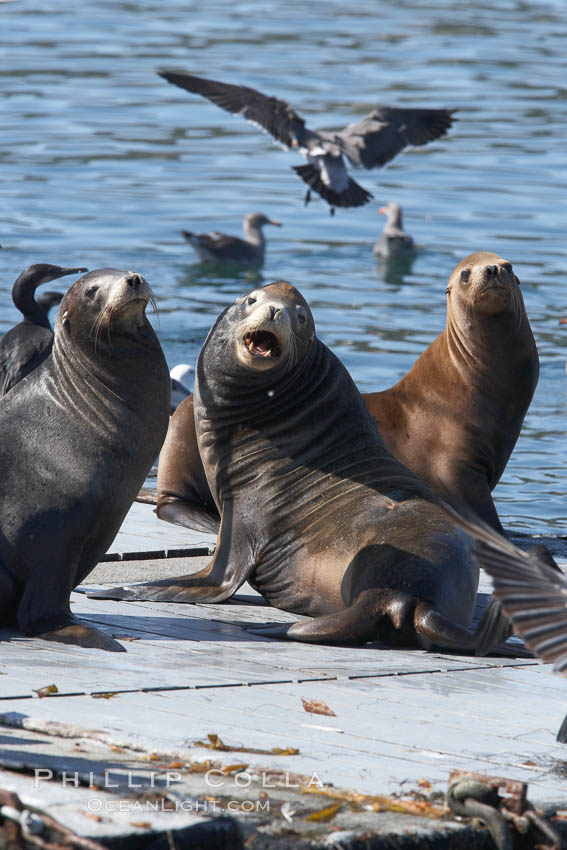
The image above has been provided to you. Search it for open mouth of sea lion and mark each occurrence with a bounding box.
[243,330,281,359]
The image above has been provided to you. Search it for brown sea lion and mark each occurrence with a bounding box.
[366,251,538,532]
[90,282,481,652]
[155,252,537,538]
[0,269,170,651]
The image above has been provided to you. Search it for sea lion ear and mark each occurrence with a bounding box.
[514,275,521,287]
[61,311,71,334]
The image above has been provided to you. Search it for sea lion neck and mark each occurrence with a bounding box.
[196,329,320,417]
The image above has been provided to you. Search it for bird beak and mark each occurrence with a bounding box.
[379,206,387,215]
[270,220,282,227]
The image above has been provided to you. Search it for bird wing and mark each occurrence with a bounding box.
[293,157,373,208]
[439,503,567,675]
[0,326,53,396]
[335,106,457,169]
[158,70,305,149]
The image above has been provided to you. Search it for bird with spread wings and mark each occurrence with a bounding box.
[158,70,457,214]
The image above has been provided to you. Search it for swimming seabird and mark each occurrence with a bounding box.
[158,69,457,214]
[441,503,567,742]
[373,202,416,259]
[182,212,281,266]
[0,263,87,396]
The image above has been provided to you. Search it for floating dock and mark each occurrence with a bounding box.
[1,503,566,848]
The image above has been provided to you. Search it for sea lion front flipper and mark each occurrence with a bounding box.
[156,497,220,535]
[87,500,253,604]
[38,620,126,652]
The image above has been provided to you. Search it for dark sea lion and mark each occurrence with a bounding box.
[0,264,87,396]
[0,268,170,651]
[154,253,537,539]
[365,252,538,533]
[91,282,481,652]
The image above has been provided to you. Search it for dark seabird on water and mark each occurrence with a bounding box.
[182,212,281,266]
[158,69,457,214]
[373,201,416,259]
[441,503,567,743]
[0,263,87,396]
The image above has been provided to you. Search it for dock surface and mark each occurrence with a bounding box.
[1,503,566,848]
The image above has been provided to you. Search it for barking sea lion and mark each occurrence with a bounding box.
[91,282,481,653]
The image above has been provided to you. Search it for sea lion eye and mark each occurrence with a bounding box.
[247,296,257,306]
[460,269,470,283]
[85,286,98,299]
[503,263,512,273]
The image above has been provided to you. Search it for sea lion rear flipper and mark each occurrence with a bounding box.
[88,500,252,604]
[475,544,562,655]
[246,607,379,645]
[246,590,391,645]
[475,596,512,655]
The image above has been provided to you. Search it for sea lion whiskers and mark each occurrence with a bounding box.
[91,299,114,351]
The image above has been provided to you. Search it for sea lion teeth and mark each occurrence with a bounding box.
[100,280,483,656]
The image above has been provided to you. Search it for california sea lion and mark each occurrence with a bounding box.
[0,269,170,651]
[91,282,480,652]
[155,252,537,539]
[0,264,87,396]
[366,252,538,532]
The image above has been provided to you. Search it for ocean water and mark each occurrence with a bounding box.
[1,0,567,530]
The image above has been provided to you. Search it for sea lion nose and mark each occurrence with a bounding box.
[268,305,280,321]
[484,265,498,277]
[126,273,142,289]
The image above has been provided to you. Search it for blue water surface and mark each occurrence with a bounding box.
[1,0,567,530]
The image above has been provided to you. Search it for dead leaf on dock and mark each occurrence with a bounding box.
[301,698,336,716]
[193,733,298,756]
[305,802,341,822]
[33,684,58,698]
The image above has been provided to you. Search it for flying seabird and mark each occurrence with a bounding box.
[182,212,281,266]
[0,263,87,396]
[158,69,457,214]
[373,201,416,259]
